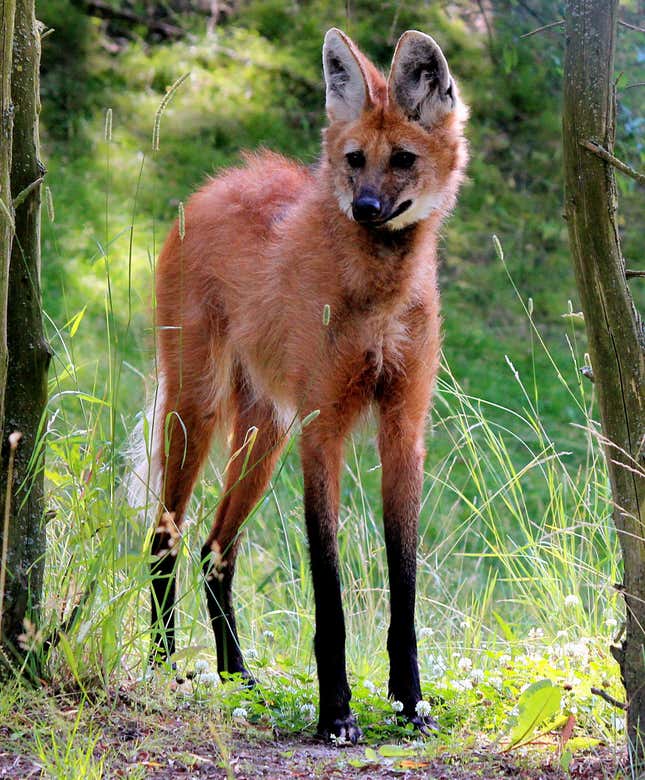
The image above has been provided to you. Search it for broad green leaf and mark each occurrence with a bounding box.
[506,679,562,751]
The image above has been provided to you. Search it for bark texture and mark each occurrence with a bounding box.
[563,0,645,763]
[0,0,48,666]
[0,0,16,435]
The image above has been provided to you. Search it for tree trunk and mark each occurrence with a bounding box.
[0,0,16,436]
[0,0,48,669]
[563,0,645,764]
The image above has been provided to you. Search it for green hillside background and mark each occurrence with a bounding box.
[17,0,644,759]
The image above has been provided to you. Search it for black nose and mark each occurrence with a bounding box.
[352,194,382,223]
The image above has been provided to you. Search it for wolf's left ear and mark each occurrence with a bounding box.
[323,28,371,123]
[388,31,455,128]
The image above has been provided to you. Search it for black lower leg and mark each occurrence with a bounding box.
[150,532,178,663]
[306,514,355,737]
[201,543,252,682]
[385,528,422,716]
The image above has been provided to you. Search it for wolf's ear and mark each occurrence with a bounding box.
[323,28,371,123]
[388,30,454,128]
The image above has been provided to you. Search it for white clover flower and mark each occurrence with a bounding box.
[459,619,470,630]
[363,679,377,694]
[415,700,432,717]
[605,617,618,629]
[199,672,219,686]
[262,629,275,641]
[499,654,512,667]
[564,641,589,663]
[232,707,248,720]
[556,630,568,640]
[419,627,434,639]
[527,627,544,640]
[488,676,503,691]
[470,668,485,684]
[300,703,316,720]
[246,647,258,659]
[451,678,473,692]
[194,659,210,673]
[457,656,472,674]
[391,700,404,713]
[564,594,580,608]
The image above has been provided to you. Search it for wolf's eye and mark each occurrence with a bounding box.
[390,150,417,169]
[346,151,365,169]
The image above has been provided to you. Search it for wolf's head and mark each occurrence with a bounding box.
[322,28,468,231]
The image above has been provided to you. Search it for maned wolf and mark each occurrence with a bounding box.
[134,27,467,742]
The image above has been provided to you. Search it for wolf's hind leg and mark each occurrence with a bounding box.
[202,392,286,682]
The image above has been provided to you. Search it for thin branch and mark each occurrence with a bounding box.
[626,269,645,279]
[580,140,645,185]
[625,82,645,90]
[521,19,564,39]
[12,175,43,209]
[590,687,627,710]
[618,20,645,34]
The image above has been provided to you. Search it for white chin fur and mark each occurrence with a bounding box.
[385,191,444,231]
[336,188,354,219]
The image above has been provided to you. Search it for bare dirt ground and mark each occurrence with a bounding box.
[0,694,630,779]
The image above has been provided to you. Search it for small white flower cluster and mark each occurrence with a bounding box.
[457,656,472,674]
[470,668,485,685]
[192,659,218,686]
[300,703,316,720]
[418,627,434,639]
[415,700,431,717]
[391,700,404,713]
[362,679,377,694]
[451,678,473,692]
[426,653,447,680]
[554,638,590,665]
[488,675,503,691]
[564,594,580,608]
[232,707,248,720]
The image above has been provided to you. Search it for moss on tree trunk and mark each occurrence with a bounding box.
[0,0,48,670]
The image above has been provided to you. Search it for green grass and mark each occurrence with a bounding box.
[3,2,643,775]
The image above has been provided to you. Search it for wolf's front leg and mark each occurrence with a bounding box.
[378,405,439,734]
[301,432,361,744]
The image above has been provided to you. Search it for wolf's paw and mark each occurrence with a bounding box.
[409,712,440,736]
[318,713,362,745]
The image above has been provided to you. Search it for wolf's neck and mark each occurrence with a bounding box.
[334,212,437,312]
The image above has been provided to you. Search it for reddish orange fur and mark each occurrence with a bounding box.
[148,28,468,736]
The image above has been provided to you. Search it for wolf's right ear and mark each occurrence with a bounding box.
[323,28,371,123]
